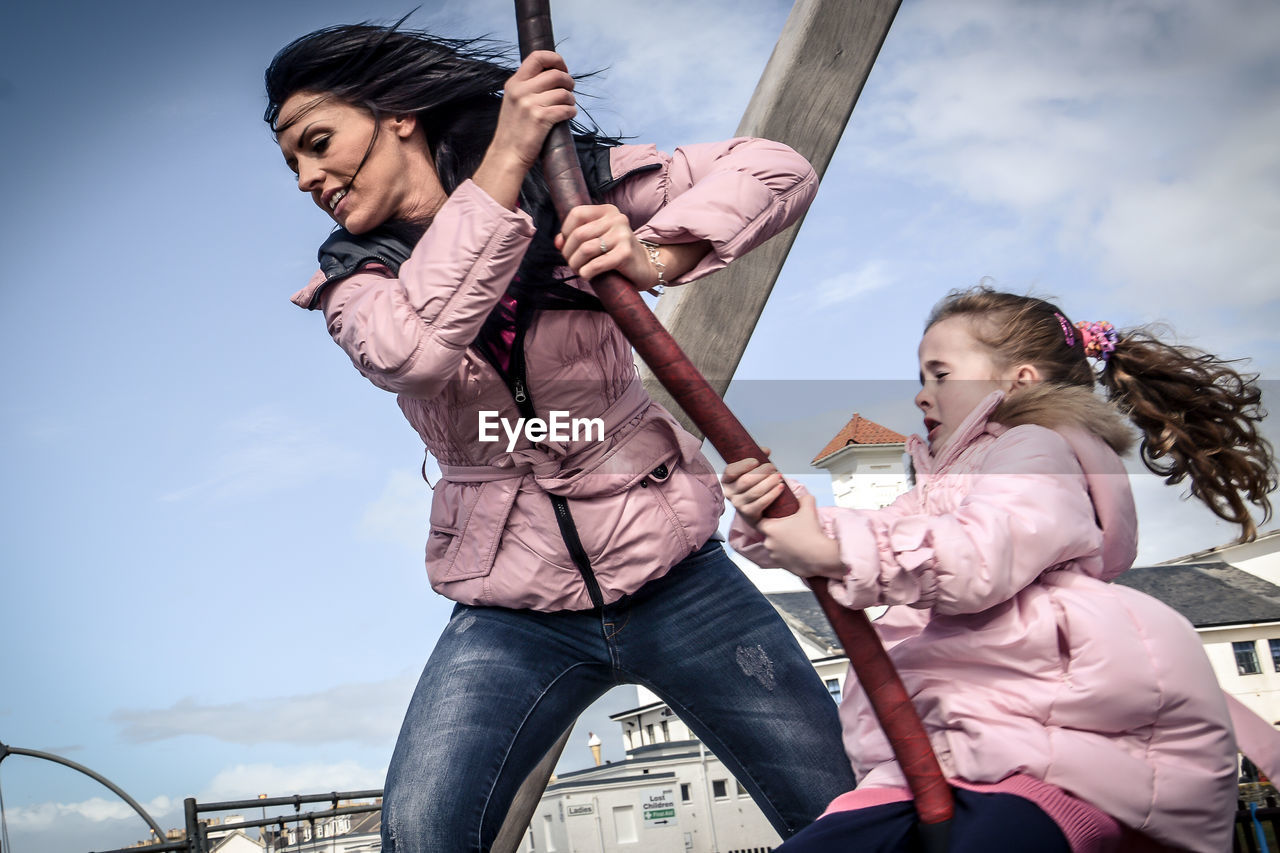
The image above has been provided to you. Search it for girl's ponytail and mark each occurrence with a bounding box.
[932,286,1276,541]
[1100,329,1277,540]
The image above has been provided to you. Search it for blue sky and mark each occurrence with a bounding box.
[1,1,1277,851]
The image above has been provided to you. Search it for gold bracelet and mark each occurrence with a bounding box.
[637,239,667,295]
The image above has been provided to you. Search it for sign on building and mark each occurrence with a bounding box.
[642,787,678,828]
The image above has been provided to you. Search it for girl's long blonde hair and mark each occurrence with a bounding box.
[929,286,1276,540]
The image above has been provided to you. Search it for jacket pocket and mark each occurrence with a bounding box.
[425,479,520,584]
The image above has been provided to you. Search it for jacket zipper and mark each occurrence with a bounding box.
[502,311,605,610]
[550,493,605,609]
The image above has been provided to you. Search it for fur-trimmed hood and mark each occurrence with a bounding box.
[991,382,1134,455]
[905,387,1139,583]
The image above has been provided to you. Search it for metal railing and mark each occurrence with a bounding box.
[78,785,1280,852]
[1237,797,1280,853]
[91,789,384,853]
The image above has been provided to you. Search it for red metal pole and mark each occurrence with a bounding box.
[513,0,952,836]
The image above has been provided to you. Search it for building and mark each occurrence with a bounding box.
[530,731,780,853]
[810,413,909,511]
[1120,537,1280,727]
[1162,529,1280,586]
[272,807,381,853]
[209,828,266,853]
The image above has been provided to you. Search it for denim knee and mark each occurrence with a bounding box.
[382,774,482,853]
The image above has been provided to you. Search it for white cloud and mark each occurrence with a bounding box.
[1092,102,1280,311]
[3,795,177,830]
[424,0,786,143]
[500,0,786,142]
[1,765,383,851]
[200,761,387,802]
[159,408,365,503]
[807,261,894,308]
[1129,464,1247,564]
[111,676,416,747]
[843,0,1280,321]
[358,468,435,549]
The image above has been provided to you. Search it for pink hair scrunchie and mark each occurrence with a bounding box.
[1074,320,1118,361]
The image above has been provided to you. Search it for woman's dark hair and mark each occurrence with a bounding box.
[264,21,619,357]
[930,286,1277,540]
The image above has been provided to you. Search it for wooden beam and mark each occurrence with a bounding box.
[644,0,903,435]
[492,724,573,852]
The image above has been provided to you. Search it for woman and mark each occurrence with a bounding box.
[265,22,856,852]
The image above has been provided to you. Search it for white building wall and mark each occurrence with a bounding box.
[811,656,849,705]
[1160,531,1280,724]
[614,686,696,753]
[1201,623,1280,725]
[209,832,264,853]
[535,751,782,853]
[819,445,909,511]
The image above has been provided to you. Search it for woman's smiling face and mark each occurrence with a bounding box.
[276,92,446,234]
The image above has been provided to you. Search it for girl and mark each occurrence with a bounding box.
[264,21,856,853]
[724,287,1277,852]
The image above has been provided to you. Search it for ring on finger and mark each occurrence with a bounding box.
[599,238,609,255]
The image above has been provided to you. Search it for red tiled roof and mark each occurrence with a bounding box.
[812,413,907,464]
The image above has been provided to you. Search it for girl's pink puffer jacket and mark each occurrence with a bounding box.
[731,390,1237,852]
[292,138,817,611]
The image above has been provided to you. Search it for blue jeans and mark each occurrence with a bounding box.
[382,540,857,852]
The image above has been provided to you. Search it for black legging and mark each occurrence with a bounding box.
[776,789,1073,853]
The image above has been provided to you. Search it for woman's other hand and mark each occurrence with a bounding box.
[556,205,656,288]
[557,205,712,291]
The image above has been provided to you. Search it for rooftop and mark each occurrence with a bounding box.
[1114,561,1280,628]
[1157,527,1280,565]
[769,561,1280,638]
[812,413,907,465]
[766,591,841,653]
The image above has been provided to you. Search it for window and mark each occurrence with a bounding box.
[613,805,638,843]
[1270,639,1280,672]
[543,814,557,852]
[825,677,842,702]
[680,783,692,803]
[1235,640,1262,675]
[645,723,654,744]
[661,720,670,741]
[736,781,748,798]
[712,779,728,799]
